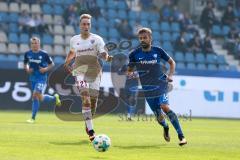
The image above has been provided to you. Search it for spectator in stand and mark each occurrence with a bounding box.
[63,5,78,30]
[116,19,136,39]
[172,5,183,22]
[221,3,237,27]
[140,0,156,10]
[174,31,188,52]
[200,1,218,34]
[18,10,31,33]
[180,12,198,33]
[234,38,240,59]
[225,26,239,54]
[76,0,101,18]
[203,34,215,54]
[160,0,173,21]
[188,31,203,53]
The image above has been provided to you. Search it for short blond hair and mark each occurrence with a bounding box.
[79,14,92,22]
[137,27,152,36]
[30,37,40,44]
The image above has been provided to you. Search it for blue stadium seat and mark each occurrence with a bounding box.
[7,54,18,61]
[96,0,106,8]
[0,54,8,61]
[162,41,173,52]
[212,25,221,36]
[63,0,75,5]
[149,13,160,22]
[206,54,217,64]
[53,5,64,15]
[196,63,207,70]
[117,1,128,10]
[54,56,64,64]
[174,52,184,62]
[140,20,148,27]
[19,33,29,44]
[184,33,193,42]
[107,0,117,9]
[217,0,228,8]
[108,28,119,39]
[186,62,196,70]
[229,65,237,71]
[118,10,127,19]
[9,23,19,33]
[140,12,149,20]
[176,62,185,69]
[96,17,107,27]
[151,21,160,31]
[9,13,18,23]
[218,64,228,71]
[208,64,218,71]
[42,34,53,45]
[0,12,8,23]
[171,22,180,32]
[171,32,179,41]
[129,11,138,20]
[222,25,230,36]
[195,53,205,63]
[9,33,19,43]
[160,22,170,32]
[152,32,161,41]
[108,9,117,19]
[42,4,53,14]
[161,32,171,41]
[217,55,227,64]
[131,39,140,48]
[98,27,108,38]
[185,52,195,63]
[152,40,161,47]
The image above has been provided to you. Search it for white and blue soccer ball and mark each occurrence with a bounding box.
[92,134,111,152]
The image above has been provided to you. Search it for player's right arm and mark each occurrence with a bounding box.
[23,52,33,74]
[64,37,76,73]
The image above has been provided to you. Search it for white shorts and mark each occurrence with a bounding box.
[75,73,101,97]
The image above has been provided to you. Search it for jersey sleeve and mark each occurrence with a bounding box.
[45,53,53,64]
[23,52,28,65]
[69,37,74,52]
[128,51,136,69]
[158,47,170,62]
[96,36,106,54]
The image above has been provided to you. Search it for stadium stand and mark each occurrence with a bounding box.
[0,0,239,73]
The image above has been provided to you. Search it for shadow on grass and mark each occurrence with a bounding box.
[49,140,89,146]
[114,144,173,149]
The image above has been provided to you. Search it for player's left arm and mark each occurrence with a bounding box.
[167,57,175,82]
[39,54,55,73]
[97,37,113,62]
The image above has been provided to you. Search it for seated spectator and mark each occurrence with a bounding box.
[180,12,198,33]
[225,26,239,54]
[63,5,78,29]
[221,3,237,27]
[140,0,156,10]
[174,31,188,52]
[172,5,183,22]
[188,31,203,53]
[87,0,102,18]
[160,0,173,21]
[200,1,218,34]
[18,10,31,33]
[233,38,240,59]
[203,34,215,54]
[116,19,136,39]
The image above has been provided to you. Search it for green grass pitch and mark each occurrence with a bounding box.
[0,111,240,160]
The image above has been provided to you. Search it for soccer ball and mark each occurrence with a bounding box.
[92,134,111,152]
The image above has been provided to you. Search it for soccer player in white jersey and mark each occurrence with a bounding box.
[64,14,112,141]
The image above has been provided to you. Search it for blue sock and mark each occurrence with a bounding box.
[166,110,184,138]
[127,105,135,117]
[158,119,168,128]
[32,99,39,120]
[42,94,56,104]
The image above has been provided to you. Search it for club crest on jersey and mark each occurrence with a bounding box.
[90,39,95,44]
[39,56,42,59]
[153,54,157,58]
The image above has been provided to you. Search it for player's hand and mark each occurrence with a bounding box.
[26,68,33,74]
[64,63,72,74]
[106,55,113,62]
[167,75,173,82]
[127,71,136,79]
[39,67,48,73]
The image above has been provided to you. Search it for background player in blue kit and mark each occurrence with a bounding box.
[24,37,61,123]
[127,28,187,146]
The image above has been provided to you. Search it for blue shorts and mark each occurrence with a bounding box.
[31,81,47,94]
[146,93,169,115]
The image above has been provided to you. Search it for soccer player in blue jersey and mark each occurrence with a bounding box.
[24,37,61,123]
[127,28,187,146]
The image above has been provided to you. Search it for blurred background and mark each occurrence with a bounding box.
[0,0,239,118]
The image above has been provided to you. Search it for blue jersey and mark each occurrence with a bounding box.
[128,46,170,96]
[24,50,53,83]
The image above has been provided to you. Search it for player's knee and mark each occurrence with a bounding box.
[161,104,170,113]
[32,93,41,101]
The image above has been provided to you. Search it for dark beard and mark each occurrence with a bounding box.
[141,42,150,49]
